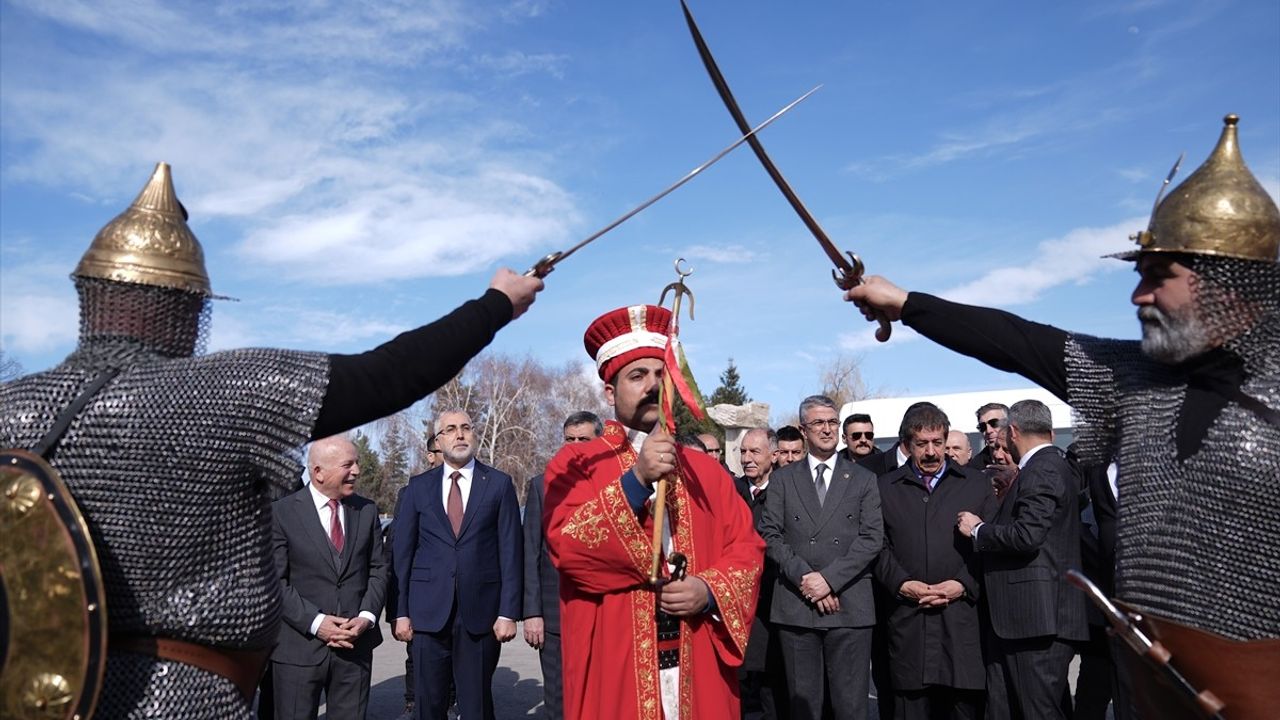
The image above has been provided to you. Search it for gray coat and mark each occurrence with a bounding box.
[522,473,560,633]
[271,488,387,665]
[760,454,883,628]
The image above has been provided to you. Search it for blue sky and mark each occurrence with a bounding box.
[2,0,1278,427]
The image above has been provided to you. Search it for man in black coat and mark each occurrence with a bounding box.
[522,411,602,720]
[734,427,789,720]
[966,403,1009,471]
[957,400,1087,720]
[877,405,997,719]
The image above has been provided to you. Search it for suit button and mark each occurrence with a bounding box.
[794,516,800,521]
[834,539,840,545]
[922,497,929,503]
[809,539,816,545]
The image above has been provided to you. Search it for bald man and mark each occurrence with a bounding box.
[945,430,973,467]
[271,435,388,719]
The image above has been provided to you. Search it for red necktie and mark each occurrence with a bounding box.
[327,498,344,553]
[448,471,464,537]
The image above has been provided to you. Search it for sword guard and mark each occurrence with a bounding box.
[524,251,562,278]
[832,251,892,342]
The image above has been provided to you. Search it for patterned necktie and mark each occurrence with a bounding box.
[815,463,828,506]
[448,471,464,537]
[327,498,344,553]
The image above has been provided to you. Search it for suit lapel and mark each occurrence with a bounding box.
[296,490,340,577]
[814,457,854,530]
[426,467,454,543]
[456,463,488,539]
[791,461,823,524]
[336,501,358,577]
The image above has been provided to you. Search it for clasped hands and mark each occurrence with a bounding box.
[799,572,841,615]
[899,579,965,607]
[316,614,372,649]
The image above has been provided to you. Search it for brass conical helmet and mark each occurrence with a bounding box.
[73,162,213,295]
[1121,115,1280,263]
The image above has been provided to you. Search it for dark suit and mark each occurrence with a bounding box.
[857,445,902,477]
[271,487,387,720]
[759,455,884,720]
[385,485,415,708]
[735,476,790,720]
[393,461,522,720]
[974,446,1087,720]
[522,473,563,720]
[854,443,900,720]
[876,462,997,720]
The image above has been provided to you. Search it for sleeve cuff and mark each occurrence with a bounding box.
[359,611,377,626]
[620,470,650,515]
[972,522,984,545]
[309,613,325,636]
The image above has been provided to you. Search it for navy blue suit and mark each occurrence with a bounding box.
[393,461,522,720]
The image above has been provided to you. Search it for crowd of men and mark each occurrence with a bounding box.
[272,388,1120,720]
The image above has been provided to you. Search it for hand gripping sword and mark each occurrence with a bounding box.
[679,0,892,342]
[524,86,819,279]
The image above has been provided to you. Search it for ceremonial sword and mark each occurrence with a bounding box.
[1065,570,1225,719]
[679,0,892,342]
[524,85,820,278]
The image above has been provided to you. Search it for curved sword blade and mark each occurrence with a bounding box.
[680,0,846,273]
[525,85,818,278]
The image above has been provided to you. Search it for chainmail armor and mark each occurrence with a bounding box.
[1065,256,1280,641]
[1,281,329,717]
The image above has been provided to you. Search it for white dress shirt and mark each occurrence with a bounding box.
[306,483,378,636]
[440,457,477,512]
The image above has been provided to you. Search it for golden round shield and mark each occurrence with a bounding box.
[0,449,106,720]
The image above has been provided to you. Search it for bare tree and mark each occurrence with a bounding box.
[817,353,870,409]
[0,350,23,382]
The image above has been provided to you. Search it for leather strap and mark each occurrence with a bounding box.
[1116,606,1280,719]
[112,636,269,704]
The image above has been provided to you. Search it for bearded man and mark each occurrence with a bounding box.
[0,163,542,718]
[545,304,764,720]
[848,115,1280,716]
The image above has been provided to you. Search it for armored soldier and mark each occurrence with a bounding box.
[0,163,542,718]
[847,115,1279,717]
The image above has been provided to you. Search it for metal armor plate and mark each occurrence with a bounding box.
[0,449,106,720]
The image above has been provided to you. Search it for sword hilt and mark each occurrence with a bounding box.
[833,251,892,342]
[524,251,563,278]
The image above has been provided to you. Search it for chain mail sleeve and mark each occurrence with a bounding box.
[313,288,514,439]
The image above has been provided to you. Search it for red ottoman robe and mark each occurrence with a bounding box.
[545,420,763,720]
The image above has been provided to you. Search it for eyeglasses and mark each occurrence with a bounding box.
[977,418,1003,431]
[845,431,874,440]
[804,419,840,431]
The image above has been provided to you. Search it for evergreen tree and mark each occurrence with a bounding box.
[352,431,385,509]
[708,358,750,406]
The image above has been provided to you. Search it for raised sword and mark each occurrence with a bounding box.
[680,0,892,341]
[524,85,820,278]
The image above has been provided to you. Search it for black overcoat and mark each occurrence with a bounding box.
[875,461,997,691]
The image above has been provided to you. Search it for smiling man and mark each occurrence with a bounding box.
[545,304,763,720]
[271,435,387,719]
[847,115,1280,716]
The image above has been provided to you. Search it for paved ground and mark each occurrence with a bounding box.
[319,621,545,719]
[319,621,1097,719]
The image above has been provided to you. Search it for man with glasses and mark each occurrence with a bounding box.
[759,395,883,720]
[967,403,1010,471]
[392,409,522,720]
[841,413,881,463]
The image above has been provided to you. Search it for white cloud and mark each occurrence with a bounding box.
[0,262,79,354]
[680,244,762,264]
[1,0,580,284]
[940,217,1144,306]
